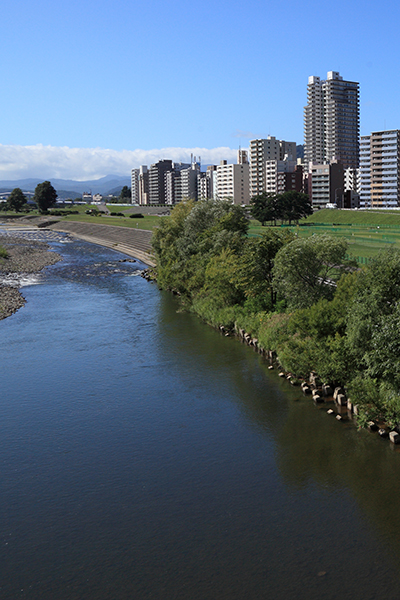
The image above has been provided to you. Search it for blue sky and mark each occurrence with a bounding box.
[1,0,399,180]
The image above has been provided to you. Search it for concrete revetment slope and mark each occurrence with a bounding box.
[48,221,156,266]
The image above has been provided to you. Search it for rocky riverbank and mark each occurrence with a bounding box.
[0,233,62,320]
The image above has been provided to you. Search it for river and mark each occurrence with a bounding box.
[2,232,400,599]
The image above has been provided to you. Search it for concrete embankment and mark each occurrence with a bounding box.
[47,221,156,266]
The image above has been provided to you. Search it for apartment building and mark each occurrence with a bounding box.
[360,130,400,207]
[249,137,296,197]
[165,163,191,205]
[304,71,359,170]
[138,159,201,205]
[237,149,248,165]
[138,166,149,205]
[216,160,250,205]
[198,166,217,201]
[131,168,139,204]
[148,160,173,205]
[265,160,303,195]
[180,162,200,202]
[309,162,344,209]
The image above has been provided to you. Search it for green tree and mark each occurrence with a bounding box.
[7,188,26,212]
[250,192,278,226]
[34,181,57,213]
[237,229,294,310]
[279,191,312,225]
[346,248,400,376]
[152,199,248,298]
[119,186,131,201]
[272,234,349,308]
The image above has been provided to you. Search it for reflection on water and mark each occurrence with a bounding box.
[1,237,400,599]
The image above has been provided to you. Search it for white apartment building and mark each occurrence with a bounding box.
[360,130,400,207]
[180,162,200,201]
[165,163,191,205]
[359,136,371,207]
[344,167,360,193]
[138,165,149,205]
[304,71,359,170]
[249,137,296,197]
[216,160,250,205]
[131,168,139,204]
[197,166,217,200]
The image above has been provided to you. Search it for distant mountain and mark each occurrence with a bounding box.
[0,175,131,196]
[106,185,126,196]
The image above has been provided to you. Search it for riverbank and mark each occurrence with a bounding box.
[0,233,62,320]
[47,221,156,266]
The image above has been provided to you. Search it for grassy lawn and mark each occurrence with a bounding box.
[106,205,133,213]
[59,213,164,232]
[248,211,400,262]
[300,208,400,226]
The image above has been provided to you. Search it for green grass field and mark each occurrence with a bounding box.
[60,212,164,232]
[248,209,400,262]
[301,208,400,226]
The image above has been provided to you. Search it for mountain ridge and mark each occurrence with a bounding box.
[0,174,131,196]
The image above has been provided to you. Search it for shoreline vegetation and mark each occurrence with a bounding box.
[150,199,400,434]
[0,234,62,320]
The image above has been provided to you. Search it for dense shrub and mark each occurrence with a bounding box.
[152,199,400,425]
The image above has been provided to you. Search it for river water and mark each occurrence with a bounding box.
[2,233,400,599]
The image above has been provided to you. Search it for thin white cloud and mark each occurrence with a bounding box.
[232,130,259,139]
[0,144,241,181]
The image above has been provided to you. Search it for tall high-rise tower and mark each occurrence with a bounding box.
[304,71,359,170]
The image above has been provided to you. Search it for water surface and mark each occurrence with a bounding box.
[1,235,400,599]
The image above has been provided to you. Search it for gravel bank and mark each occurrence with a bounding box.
[0,234,62,320]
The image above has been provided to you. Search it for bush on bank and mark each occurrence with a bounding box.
[152,199,400,425]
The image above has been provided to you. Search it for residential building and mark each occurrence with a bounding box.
[249,137,296,197]
[138,166,149,205]
[131,169,140,204]
[216,160,250,205]
[180,162,200,202]
[198,166,218,200]
[359,135,371,207]
[82,192,92,203]
[148,159,173,204]
[197,172,208,200]
[237,149,248,164]
[359,130,400,207]
[309,161,344,209]
[265,160,303,194]
[344,167,360,193]
[304,71,359,170]
[165,163,190,205]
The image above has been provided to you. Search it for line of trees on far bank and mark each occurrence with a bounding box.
[250,191,313,226]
